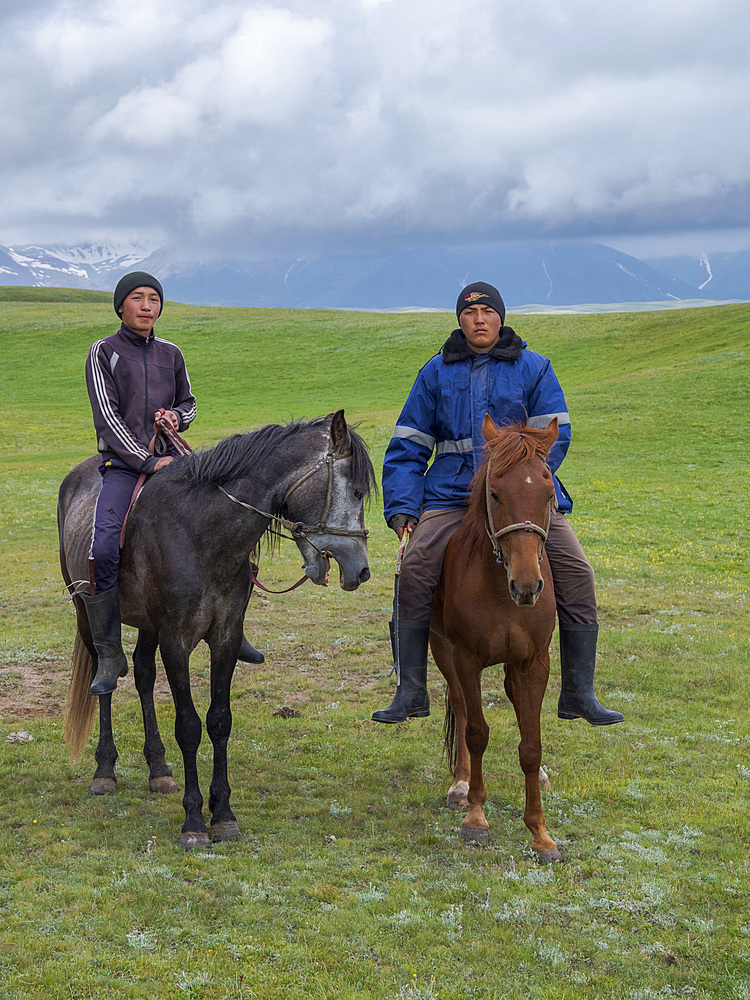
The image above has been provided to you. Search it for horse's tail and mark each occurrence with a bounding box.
[63,631,96,758]
[443,685,457,771]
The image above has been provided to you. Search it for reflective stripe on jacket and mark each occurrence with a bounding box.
[382,343,572,524]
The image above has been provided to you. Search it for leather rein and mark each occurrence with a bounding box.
[484,459,554,568]
[119,417,192,548]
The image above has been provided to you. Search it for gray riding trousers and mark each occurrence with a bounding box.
[396,507,597,625]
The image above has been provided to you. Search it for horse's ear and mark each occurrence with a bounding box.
[541,417,559,455]
[482,412,498,443]
[330,409,351,455]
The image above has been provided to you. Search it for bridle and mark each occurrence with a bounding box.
[484,459,555,568]
[218,433,369,560]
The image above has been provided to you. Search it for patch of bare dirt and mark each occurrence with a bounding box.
[0,659,70,719]
[0,632,387,720]
[0,657,174,719]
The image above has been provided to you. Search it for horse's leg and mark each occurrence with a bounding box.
[504,652,562,863]
[206,638,241,842]
[159,634,209,850]
[429,627,469,810]
[91,691,118,795]
[72,624,116,795]
[133,630,178,795]
[453,647,490,841]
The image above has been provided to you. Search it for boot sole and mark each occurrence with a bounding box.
[372,707,430,724]
[558,710,624,725]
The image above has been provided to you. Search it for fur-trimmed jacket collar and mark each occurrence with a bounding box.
[440,326,524,364]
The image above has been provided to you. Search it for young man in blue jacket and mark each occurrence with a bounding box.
[83,271,263,696]
[372,281,622,727]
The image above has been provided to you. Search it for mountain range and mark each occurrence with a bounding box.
[1,241,747,310]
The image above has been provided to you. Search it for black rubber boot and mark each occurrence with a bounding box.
[81,587,129,696]
[372,621,430,723]
[238,636,265,663]
[557,623,623,725]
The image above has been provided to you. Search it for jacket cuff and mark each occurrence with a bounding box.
[388,513,419,531]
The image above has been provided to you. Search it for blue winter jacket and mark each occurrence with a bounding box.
[382,326,572,524]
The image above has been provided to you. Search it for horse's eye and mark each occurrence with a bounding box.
[490,491,499,502]
[354,489,364,500]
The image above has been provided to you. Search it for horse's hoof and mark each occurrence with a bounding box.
[91,777,117,795]
[446,781,470,811]
[149,775,179,795]
[180,830,211,850]
[536,847,564,864]
[460,825,490,844]
[211,820,241,842]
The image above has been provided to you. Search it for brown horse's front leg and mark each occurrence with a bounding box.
[505,655,562,863]
[453,648,490,841]
[429,626,470,810]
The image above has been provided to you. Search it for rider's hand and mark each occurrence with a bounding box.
[154,456,174,471]
[155,408,179,431]
[388,513,417,540]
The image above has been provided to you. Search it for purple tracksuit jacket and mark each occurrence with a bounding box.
[85,323,197,473]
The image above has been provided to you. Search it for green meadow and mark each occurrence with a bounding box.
[0,289,748,1000]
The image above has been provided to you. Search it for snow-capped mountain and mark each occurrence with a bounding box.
[0,242,153,289]
[1,240,747,308]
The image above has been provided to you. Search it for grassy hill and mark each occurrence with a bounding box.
[0,290,748,999]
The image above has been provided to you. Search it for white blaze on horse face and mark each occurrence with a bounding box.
[526,476,533,484]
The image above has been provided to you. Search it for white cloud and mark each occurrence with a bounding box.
[1,0,749,254]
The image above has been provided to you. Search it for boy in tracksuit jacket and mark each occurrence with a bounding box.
[82,271,196,695]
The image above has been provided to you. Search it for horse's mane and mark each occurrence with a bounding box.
[181,416,376,498]
[163,416,374,557]
[455,421,555,555]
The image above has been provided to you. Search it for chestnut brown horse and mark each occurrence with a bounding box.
[429,415,562,862]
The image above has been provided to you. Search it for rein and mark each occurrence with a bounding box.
[484,460,553,567]
[119,416,193,548]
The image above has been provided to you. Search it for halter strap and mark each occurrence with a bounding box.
[484,461,552,567]
[217,436,368,556]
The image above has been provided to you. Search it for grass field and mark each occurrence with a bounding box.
[0,289,749,999]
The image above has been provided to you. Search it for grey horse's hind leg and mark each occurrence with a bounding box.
[134,630,178,794]
[91,691,118,795]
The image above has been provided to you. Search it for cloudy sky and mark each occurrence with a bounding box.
[2,0,749,259]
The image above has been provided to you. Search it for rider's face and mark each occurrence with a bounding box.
[459,304,502,353]
[119,287,162,336]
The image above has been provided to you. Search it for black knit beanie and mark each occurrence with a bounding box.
[113,271,164,317]
[456,281,506,324]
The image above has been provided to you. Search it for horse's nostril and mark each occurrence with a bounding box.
[359,567,371,583]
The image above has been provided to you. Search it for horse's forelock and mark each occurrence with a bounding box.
[484,421,553,476]
[458,421,552,553]
[348,426,377,501]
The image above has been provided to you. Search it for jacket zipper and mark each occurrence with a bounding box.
[142,338,149,436]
